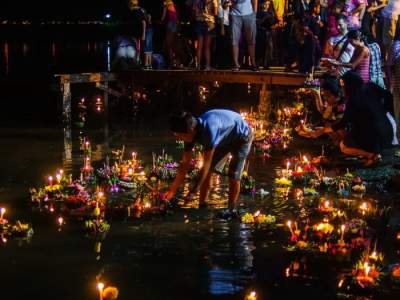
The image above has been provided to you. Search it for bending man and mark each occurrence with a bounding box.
[164,109,253,212]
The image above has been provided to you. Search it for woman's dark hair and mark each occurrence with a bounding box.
[348,29,363,40]
[342,71,364,101]
[169,111,198,133]
[321,77,341,97]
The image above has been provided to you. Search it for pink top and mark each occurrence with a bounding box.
[354,49,370,82]
[166,4,178,23]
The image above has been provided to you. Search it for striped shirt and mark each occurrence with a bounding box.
[367,42,385,88]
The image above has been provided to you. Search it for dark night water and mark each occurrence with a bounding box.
[1,31,400,300]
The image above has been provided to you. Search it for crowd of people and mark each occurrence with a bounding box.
[114,1,398,76]
[113,0,400,169]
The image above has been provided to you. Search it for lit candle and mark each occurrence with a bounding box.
[364,262,370,277]
[97,282,104,300]
[56,174,61,183]
[57,216,64,231]
[286,161,290,173]
[360,202,368,215]
[132,152,137,161]
[59,169,64,175]
[0,207,6,220]
[287,220,294,235]
[48,176,53,185]
[340,224,345,243]
[245,291,257,300]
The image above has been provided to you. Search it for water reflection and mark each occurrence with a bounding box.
[208,219,255,295]
[3,41,9,75]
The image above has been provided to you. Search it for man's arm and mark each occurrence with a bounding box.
[142,20,146,41]
[188,148,215,196]
[165,151,193,200]
[252,0,258,13]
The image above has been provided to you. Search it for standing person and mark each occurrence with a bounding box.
[164,110,253,214]
[216,0,231,68]
[361,0,387,41]
[343,0,366,30]
[365,34,386,88]
[386,31,400,128]
[130,0,147,57]
[322,14,355,76]
[335,29,370,82]
[228,0,259,71]
[256,0,277,68]
[143,13,154,70]
[380,0,400,60]
[193,0,218,70]
[161,0,179,68]
[326,1,344,40]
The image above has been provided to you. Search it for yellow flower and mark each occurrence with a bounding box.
[275,178,292,186]
[93,207,101,217]
[241,213,255,223]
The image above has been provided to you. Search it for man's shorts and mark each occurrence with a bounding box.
[211,133,253,180]
[230,13,256,46]
[144,28,153,54]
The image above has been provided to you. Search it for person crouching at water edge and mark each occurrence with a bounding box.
[164,109,253,215]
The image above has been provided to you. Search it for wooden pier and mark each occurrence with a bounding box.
[55,67,323,126]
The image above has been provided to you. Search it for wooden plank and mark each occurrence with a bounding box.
[55,69,322,86]
[56,72,118,84]
[127,69,320,86]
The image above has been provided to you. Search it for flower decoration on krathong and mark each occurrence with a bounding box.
[0,219,34,243]
[102,286,119,300]
[150,151,179,180]
[241,171,256,194]
[390,264,400,285]
[84,219,110,241]
[278,155,321,187]
[241,210,276,224]
[351,259,382,288]
[313,220,334,235]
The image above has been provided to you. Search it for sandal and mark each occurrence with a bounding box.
[363,154,382,167]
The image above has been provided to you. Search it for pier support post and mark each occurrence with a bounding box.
[258,84,272,116]
[62,82,72,127]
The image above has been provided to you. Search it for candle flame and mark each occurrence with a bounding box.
[58,217,63,226]
[97,282,104,291]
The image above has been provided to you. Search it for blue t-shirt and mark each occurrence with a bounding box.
[184,109,251,151]
[230,0,254,16]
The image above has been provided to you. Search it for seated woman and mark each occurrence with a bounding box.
[297,76,345,142]
[325,71,395,166]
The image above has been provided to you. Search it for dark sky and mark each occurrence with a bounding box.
[0,0,186,20]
